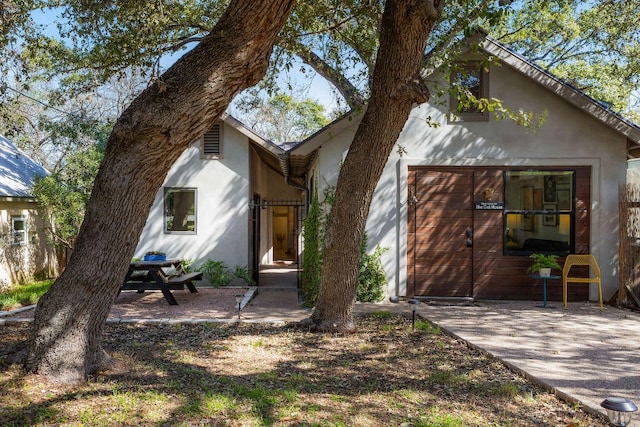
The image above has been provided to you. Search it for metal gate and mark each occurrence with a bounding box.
[249,198,305,286]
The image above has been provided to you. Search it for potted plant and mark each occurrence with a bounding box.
[144,251,166,261]
[527,253,561,277]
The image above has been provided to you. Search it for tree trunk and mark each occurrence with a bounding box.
[24,0,296,384]
[311,0,444,331]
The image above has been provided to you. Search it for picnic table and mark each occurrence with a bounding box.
[120,259,203,305]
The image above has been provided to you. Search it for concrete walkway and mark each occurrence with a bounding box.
[408,300,640,426]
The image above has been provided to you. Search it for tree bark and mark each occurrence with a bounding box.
[24,0,296,384]
[311,0,444,331]
[294,46,367,108]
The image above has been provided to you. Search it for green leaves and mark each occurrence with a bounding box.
[494,0,640,121]
[4,0,637,125]
[32,143,104,249]
[301,185,322,308]
[236,92,330,143]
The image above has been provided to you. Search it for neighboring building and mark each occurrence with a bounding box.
[286,35,640,303]
[138,35,640,303]
[0,135,58,287]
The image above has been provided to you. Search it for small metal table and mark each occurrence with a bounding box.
[529,274,560,308]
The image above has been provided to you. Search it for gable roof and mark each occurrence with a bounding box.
[0,135,49,198]
[481,36,640,145]
[220,113,285,156]
[219,113,289,178]
[287,35,640,168]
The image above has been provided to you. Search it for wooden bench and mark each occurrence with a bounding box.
[167,272,203,293]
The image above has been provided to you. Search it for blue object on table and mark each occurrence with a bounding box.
[144,254,166,261]
[529,274,561,308]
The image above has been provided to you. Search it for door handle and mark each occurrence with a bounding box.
[466,227,473,247]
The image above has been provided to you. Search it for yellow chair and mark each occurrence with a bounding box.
[562,254,603,310]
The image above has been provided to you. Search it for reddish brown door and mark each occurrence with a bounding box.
[408,169,473,297]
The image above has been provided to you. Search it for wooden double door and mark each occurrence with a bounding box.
[407,167,503,298]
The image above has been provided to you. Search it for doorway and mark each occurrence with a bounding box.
[250,198,304,287]
[407,168,474,297]
[272,206,296,262]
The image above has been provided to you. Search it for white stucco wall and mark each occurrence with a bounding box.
[136,122,251,269]
[307,60,628,301]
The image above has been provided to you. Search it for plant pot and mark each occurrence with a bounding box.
[539,268,551,277]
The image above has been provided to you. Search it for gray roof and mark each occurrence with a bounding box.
[0,135,48,198]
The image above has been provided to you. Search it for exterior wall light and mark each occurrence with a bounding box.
[235,294,244,320]
[601,397,638,426]
[408,185,418,206]
[407,299,420,330]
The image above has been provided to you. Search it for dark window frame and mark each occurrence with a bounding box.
[503,170,576,256]
[449,62,490,123]
[164,187,197,234]
[11,215,27,246]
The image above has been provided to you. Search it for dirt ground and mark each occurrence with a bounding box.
[0,314,610,426]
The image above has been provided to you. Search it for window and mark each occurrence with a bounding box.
[11,215,26,246]
[449,63,489,122]
[200,123,222,159]
[164,188,196,233]
[504,171,575,255]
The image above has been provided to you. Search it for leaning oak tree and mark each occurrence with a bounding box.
[24,0,296,384]
[311,0,445,331]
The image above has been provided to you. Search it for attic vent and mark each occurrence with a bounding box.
[201,123,223,159]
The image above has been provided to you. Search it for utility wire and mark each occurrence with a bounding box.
[5,85,71,116]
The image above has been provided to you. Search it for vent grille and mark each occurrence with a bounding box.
[203,124,221,156]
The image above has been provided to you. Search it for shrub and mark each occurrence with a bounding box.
[300,186,322,307]
[181,259,194,273]
[196,260,232,287]
[232,265,255,285]
[357,233,388,302]
[301,182,389,306]
[195,260,254,286]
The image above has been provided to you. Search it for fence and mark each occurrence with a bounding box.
[618,183,640,307]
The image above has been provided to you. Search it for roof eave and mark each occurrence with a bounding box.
[0,195,37,202]
[482,37,640,144]
[288,109,364,156]
[220,113,285,156]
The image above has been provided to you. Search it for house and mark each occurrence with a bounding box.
[135,113,304,283]
[0,135,58,288]
[138,35,640,303]
[285,35,640,303]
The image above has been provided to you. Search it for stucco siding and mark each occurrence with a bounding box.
[136,123,251,269]
[311,60,628,301]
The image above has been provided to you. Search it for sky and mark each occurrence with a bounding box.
[29,7,341,115]
[26,4,640,124]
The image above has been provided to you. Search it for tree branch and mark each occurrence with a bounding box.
[294,45,366,108]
